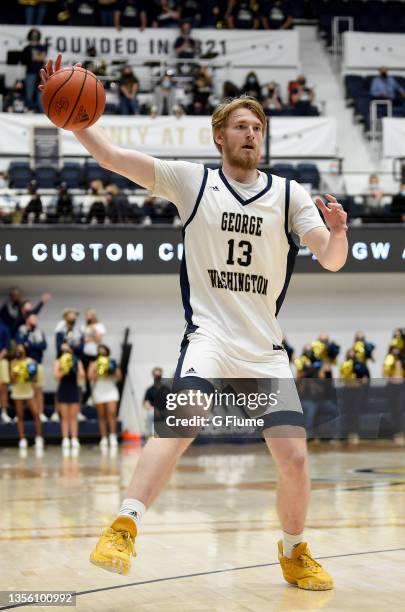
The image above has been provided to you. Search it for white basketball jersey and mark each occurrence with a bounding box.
[180,168,299,361]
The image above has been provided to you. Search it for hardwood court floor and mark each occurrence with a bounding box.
[0,441,404,612]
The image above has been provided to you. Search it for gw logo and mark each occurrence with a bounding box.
[352,242,391,260]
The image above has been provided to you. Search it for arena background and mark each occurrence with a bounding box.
[0,1,404,610]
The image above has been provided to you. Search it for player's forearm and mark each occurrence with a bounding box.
[318,230,348,272]
[74,125,116,168]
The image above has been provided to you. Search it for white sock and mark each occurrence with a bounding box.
[283,531,304,558]
[117,498,145,526]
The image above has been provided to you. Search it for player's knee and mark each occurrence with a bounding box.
[277,450,307,475]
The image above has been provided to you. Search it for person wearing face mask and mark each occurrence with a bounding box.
[370,67,405,103]
[241,72,262,102]
[143,367,164,437]
[80,308,106,403]
[0,287,50,340]
[390,183,405,223]
[155,70,176,115]
[4,80,30,114]
[289,75,315,108]
[88,344,122,450]
[16,313,48,423]
[54,342,86,453]
[81,180,106,222]
[55,308,84,358]
[21,28,47,112]
[118,66,140,115]
[320,161,346,197]
[10,344,43,451]
[364,173,384,211]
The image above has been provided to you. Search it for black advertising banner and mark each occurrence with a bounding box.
[0,226,404,275]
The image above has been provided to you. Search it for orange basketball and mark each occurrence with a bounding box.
[42,66,106,131]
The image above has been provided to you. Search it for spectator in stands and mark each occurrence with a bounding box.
[259,0,293,29]
[0,287,50,340]
[118,66,139,115]
[82,45,107,77]
[226,0,260,29]
[114,0,147,30]
[222,80,240,99]
[17,313,48,423]
[289,75,315,108]
[67,0,97,26]
[390,182,405,222]
[0,319,11,424]
[143,366,164,437]
[55,308,84,358]
[199,1,224,28]
[82,180,106,223]
[364,173,384,210]
[262,81,283,113]
[143,196,178,224]
[174,21,197,59]
[105,184,130,223]
[370,68,405,104]
[96,0,119,26]
[4,80,30,114]
[179,0,201,26]
[80,308,106,403]
[151,0,182,28]
[155,70,176,115]
[55,182,74,222]
[320,160,346,196]
[21,181,43,224]
[383,345,405,446]
[21,28,47,112]
[10,344,43,451]
[88,344,121,450]
[18,0,47,25]
[240,71,262,101]
[191,65,213,114]
[54,341,85,454]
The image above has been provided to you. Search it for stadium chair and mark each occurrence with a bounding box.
[35,166,59,188]
[85,161,111,186]
[271,163,296,181]
[344,75,367,101]
[296,163,320,189]
[104,103,119,115]
[108,170,133,190]
[60,162,82,189]
[8,161,32,188]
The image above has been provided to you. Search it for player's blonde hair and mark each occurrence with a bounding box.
[211,96,267,153]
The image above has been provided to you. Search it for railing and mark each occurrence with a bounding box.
[332,16,354,62]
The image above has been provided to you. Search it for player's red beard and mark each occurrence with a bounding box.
[221,138,261,170]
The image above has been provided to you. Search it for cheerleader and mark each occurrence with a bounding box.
[88,344,121,449]
[383,345,405,445]
[10,344,43,450]
[340,348,369,445]
[54,342,85,452]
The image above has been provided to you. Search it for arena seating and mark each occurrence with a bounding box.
[314,0,405,47]
[344,74,405,131]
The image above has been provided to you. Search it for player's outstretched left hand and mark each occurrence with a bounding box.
[315,194,348,235]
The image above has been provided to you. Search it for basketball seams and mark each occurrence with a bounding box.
[46,67,75,117]
[62,69,88,129]
[88,76,99,128]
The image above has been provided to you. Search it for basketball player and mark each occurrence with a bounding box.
[40,56,348,590]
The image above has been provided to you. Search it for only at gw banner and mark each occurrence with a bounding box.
[0,227,403,275]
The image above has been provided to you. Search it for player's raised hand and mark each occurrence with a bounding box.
[315,194,348,235]
[38,54,82,91]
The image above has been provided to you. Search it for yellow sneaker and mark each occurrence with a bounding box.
[278,541,333,590]
[90,516,136,575]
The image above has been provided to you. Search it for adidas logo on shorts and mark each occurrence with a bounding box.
[184,367,197,375]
